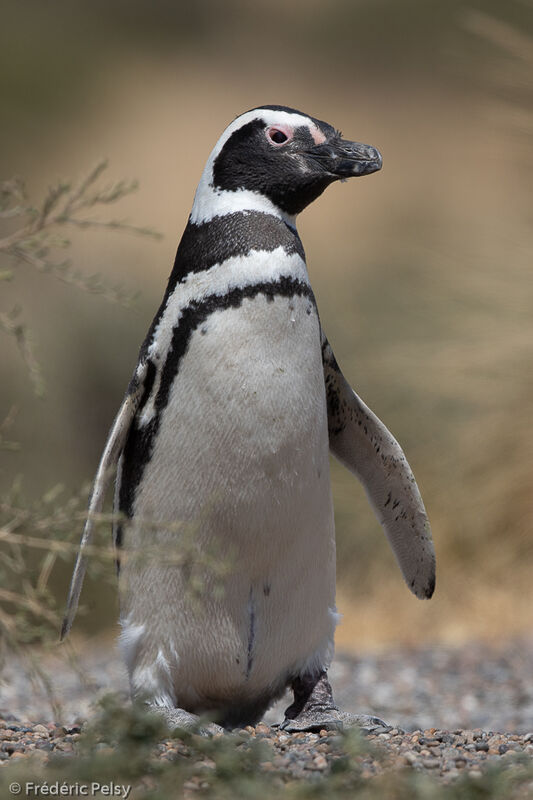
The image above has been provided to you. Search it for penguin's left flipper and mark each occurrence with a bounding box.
[60,364,148,641]
[322,335,436,599]
[281,671,392,733]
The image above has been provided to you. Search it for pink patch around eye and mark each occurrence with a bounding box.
[309,123,326,145]
[266,125,293,145]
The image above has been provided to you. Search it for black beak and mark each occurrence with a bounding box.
[307,138,382,179]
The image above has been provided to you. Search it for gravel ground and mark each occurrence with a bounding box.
[1,636,533,784]
[1,713,533,786]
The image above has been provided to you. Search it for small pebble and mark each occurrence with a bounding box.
[255,723,270,734]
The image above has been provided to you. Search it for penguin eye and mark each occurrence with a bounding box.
[270,130,288,144]
[267,127,290,146]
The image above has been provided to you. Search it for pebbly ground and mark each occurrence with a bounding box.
[1,636,533,784]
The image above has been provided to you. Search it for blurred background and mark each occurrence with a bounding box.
[1,0,532,650]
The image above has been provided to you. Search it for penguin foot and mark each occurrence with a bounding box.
[281,709,390,733]
[331,711,395,734]
[280,707,342,732]
[281,670,341,732]
[281,670,392,734]
[150,705,224,737]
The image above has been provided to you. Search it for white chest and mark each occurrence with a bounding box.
[119,289,337,704]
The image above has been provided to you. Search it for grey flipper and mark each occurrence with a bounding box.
[322,335,435,599]
[60,364,147,641]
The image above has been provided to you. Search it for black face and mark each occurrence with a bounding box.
[212,105,382,217]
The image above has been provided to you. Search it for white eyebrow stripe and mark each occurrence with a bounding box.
[208,109,318,164]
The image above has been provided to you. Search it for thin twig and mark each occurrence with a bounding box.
[0,160,161,391]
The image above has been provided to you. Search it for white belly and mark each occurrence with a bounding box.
[119,292,336,712]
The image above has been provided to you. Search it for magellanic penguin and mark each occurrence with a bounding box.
[62,105,435,734]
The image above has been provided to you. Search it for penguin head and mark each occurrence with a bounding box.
[191,106,382,224]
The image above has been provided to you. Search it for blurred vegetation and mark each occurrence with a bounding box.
[0,161,160,395]
[0,164,162,708]
[1,695,533,798]
[0,0,532,651]
[0,477,113,719]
